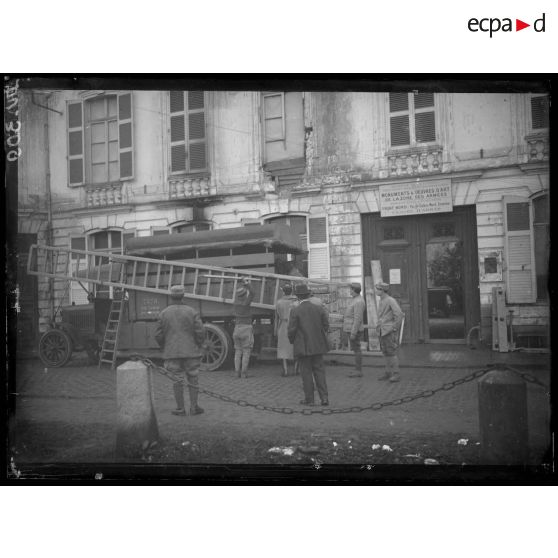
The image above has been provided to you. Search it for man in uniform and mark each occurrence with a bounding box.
[155,285,206,416]
[375,282,404,383]
[343,282,366,378]
[233,277,254,378]
[288,283,330,406]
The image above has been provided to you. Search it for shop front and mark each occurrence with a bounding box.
[361,181,480,343]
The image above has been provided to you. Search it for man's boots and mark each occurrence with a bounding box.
[172,381,186,416]
[387,356,401,382]
[240,350,251,378]
[234,351,242,378]
[349,353,363,377]
[187,374,204,415]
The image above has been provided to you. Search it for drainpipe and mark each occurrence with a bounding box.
[42,95,56,322]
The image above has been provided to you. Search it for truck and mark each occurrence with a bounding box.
[28,224,342,370]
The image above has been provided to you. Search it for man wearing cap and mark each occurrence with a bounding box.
[287,283,330,406]
[155,285,206,416]
[233,277,255,378]
[343,282,366,378]
[375,282,404,382]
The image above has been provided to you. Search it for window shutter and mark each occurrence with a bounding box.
[169,91,187,173]
[390,115,410,146]
[67,101,84,186]
[187,91,207,171]
[503,197,535,303]
[415,111,436,143]
[70,237,89,304]
[307,216,330,280]
[118,92,134,179]
[531,95,549,129]
[263,92,285,142]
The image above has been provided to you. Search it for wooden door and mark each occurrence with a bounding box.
[364,216,423,342]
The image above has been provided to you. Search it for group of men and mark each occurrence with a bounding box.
[154,277,404,416]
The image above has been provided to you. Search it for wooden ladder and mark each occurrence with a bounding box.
[99,292,125,369]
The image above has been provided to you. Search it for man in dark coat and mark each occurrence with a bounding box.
[155,285,206,416]
[287,283,330,406]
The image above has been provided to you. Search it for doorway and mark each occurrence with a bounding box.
[362,206,479,343]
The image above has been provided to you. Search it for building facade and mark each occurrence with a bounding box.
[16,87,550,350]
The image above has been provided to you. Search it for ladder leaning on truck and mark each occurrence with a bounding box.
[27,225,344,370]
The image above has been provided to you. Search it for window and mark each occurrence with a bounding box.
[67,93,134,186]
[533,194,549,301]
[169,91,207,174]
[503,197,536,303]
[87,229,125,299]
[389,92,436,148]
[262,92,304,167]
[265,215,308,277]
[172,222,211,234]
[530,95,549,130]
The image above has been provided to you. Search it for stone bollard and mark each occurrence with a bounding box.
[115,360,159,457]
[478,367,528,465]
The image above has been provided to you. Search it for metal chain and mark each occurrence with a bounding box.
[129,355,535,416]
[497,363,550,390]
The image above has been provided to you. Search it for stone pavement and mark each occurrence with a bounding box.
[11,343,551,463]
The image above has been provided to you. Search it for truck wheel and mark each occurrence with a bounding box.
[201,323,232,371]
[39,329,73,368]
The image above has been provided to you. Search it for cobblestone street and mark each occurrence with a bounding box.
[9,347,551,469]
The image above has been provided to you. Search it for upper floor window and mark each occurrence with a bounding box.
[67,93,134,186]
[169,91,208,174]
[389,92,436,148]
[262,92,304,165]
[530,95,549,130]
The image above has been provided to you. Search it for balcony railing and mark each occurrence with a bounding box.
[525,133,549,163]
[169,176,215,199]
[85,184,123,207]
[387,146,443,177]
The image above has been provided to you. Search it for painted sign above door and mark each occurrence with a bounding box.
[379,180,453,217]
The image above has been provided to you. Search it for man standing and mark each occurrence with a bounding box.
[288,283,330,406]
[233,277,254,378]
[343,282,366,378]
[275,284,298,377]
[375,282,404,383]
[155,285,206,416]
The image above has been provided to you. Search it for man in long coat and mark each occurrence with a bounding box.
[287,283,330,406]
[155,285,206,416]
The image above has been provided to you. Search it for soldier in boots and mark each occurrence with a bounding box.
[155,285,206,416]
[343,282,366,378]
[233,277,254,378]
[375,282,404,383]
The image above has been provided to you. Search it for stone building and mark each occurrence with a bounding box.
[15,86,550,351]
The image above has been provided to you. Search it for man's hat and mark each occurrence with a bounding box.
[294,283,311,296]
[375,282,390,292]
[170,285,185,299]
[350,282,362,292]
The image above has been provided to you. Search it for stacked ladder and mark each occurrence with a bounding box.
[99,292,125,369]
[27,244,342,311]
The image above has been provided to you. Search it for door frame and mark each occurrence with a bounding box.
[361,206,480,343]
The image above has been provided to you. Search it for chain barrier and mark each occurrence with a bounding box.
[129,356,549,416]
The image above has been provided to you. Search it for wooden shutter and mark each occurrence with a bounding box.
[389,93,410,147]
[169,91,187,173]
[263,92,285,142]
[187,91,207,171]
[69,237,89,305]
[414,93,436,143]
[531,95,549,129]
[67,101,84,186]
[118,92,134,179]
[503,197,535,303]
[307,216,330,280]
